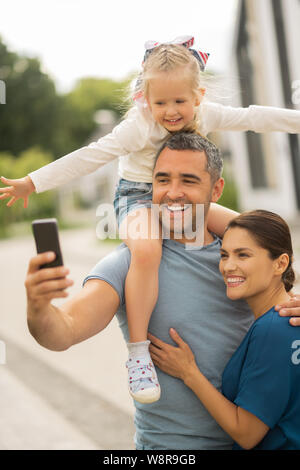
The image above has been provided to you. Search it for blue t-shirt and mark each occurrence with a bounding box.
[222,306,300,450]
[84,237,253,450]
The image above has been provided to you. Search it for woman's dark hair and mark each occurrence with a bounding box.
[225,209,295,292]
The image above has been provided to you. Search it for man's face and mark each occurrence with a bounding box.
[152,147,224,244]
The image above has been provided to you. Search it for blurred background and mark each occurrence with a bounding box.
[0,0,299,450]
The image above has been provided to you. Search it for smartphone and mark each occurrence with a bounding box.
[32,218,64,269]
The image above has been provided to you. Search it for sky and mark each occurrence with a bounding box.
[0,0,239,92]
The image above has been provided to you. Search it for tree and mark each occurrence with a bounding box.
[0,37,64,156]
[0,37,133,159]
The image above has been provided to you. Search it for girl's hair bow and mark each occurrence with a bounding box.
[143,35,210,71]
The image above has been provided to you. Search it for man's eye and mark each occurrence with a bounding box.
[155,102,164,106]
[183,180,195,184]
[220,253,228,259]
[239,253,249,258]
[176,100,185,104]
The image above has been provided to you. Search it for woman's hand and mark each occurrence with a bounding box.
[0,175,35,208]
[148,329,198,382]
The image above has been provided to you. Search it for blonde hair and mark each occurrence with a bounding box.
[132,44,207,132]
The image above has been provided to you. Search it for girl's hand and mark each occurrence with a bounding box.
[148,329,197,382]
[0,175,35,208]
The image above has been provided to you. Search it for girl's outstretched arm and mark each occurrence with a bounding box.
[0,175,35,208]
[204,101,300,134]
[207,203,239,238]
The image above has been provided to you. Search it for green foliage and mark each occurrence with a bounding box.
[0,38,65,156]
[0,36,132,159]
[60,77,131,152]
[0,148,58,237]
[218,170,240,212]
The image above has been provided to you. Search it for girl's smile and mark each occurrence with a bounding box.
[146,70,202,132]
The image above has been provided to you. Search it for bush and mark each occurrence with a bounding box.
[0,147,58,237]
[218,169,240,213]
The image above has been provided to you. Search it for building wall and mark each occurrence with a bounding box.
[228,0,300,221]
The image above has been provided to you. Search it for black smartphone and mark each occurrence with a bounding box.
[32,218,64,269]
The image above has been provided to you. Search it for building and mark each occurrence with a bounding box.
[228,0,300,221]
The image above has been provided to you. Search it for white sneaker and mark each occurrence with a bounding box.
[126,354,161,404]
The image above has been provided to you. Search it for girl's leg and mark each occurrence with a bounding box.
[120,207,162,403]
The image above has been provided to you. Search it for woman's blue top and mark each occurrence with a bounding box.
[222,306,300,450]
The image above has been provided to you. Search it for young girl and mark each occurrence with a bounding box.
[1,36,300,405]
[149,210,300,449]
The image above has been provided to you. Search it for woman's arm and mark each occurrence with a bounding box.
[207,203,239,238]
[148,329,269,450]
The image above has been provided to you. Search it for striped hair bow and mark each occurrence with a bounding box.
[143,35,210,71]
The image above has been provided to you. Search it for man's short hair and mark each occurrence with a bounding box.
[154,132,223,182]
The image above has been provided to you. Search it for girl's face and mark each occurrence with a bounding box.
[219,227,281,302]
[146,70,203,132]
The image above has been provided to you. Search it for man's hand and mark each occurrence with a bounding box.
[25,252,74,350]
[25,252,74,311]
[275,294,300,326]
[25,252,120,351]
[0,175,35,208]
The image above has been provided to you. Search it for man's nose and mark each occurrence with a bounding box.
[166,181,185,199]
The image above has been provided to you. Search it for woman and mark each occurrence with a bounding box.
[148,210,300,450]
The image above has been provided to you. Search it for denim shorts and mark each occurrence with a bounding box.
[113,178,153,226]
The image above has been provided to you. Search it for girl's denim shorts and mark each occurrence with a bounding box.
[113,178,153,226]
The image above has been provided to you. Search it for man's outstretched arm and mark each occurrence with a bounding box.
[25,251,120,351]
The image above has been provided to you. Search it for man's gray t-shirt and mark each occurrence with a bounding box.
[84,237,253,450]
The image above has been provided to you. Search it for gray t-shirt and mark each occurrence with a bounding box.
[84,237,253,450]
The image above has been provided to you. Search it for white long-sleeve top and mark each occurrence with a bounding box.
[29,101,300,193]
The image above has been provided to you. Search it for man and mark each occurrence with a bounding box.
[25,133,300,450]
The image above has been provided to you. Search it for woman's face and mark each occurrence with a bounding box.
[219,227,278,302]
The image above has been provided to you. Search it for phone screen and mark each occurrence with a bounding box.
[32,218,64,268]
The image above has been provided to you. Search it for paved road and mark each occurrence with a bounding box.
[0,228,135,450]
[0,225,299,450]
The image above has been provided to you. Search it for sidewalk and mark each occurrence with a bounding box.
[0,227,135,450]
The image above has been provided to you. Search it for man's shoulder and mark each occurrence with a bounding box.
[83,244,131,305]
[94,243,130,269]
[84,244,130,284]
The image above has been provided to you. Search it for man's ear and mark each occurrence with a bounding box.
[211,177,225,203]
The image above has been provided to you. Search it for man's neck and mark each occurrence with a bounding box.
[170,226,214,247]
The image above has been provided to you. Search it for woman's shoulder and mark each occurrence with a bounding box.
[250,306,298,348]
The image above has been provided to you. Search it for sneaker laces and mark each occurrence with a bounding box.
[126,355,159,394]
